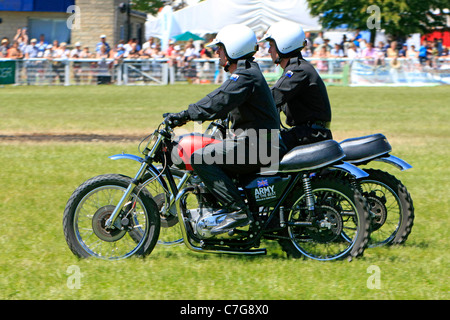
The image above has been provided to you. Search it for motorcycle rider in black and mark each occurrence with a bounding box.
[259,21,333,151]
[164,24,281,235]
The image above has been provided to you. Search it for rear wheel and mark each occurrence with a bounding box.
[63,174,160,260]
[279,178,370,261]
[359,169,414,247]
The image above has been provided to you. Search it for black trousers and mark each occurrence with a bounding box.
[281,125,333,151]
[190,135,280,209]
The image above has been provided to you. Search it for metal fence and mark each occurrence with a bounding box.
[1,57,449,86]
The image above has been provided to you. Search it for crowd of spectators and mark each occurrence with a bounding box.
[277,29,450,70]
[1,27,449,85]
[2,27,449,64]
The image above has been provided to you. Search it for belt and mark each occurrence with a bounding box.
[298,121,331,130]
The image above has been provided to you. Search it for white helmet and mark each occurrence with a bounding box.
[260,21,306,56]
[207,24,258,60]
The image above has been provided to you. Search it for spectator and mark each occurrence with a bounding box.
[6,41,23,59]
[114,43,126,61]
[55,42,70,59]
[374,41,386,66]
[330,43,344,57]
[96,44,112,84]
[313,31,324,50]
[407,45,418,59]
[313,45,330,72]
[199,42,213,58]
[346,42,359,59]
[418,40,431,64]
[165,40,176,57]
[0,38,10,57]
[13,28,28,52]
[96,35,111,54]
[398,43,408,58]
[126,43,140,59]
[141,37,155,52]
[80,46,91,58]
[43,44,55,59]
[386,41,399,58]
[70,42,83,58]
[36,34,47,56]
[24,38,39,58]
[361,42,376,60]
[183,40,199,64]
[146,42,163,58]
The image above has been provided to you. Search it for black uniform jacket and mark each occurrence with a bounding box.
[187,58,280,133]
[271,56,331,127]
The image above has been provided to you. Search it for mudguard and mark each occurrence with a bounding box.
[109,153,144,163]
[332,162,370,179]
[375,154,412,171]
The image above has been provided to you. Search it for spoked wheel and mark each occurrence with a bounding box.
[279,178,370,261]
[63,174,160,260]
[359,169,414,247]
[141,168,187,246]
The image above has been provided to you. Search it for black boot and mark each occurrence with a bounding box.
[210,207,254,235]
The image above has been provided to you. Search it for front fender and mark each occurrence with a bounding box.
[109,153,144,163]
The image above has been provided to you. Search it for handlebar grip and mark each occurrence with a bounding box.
[162,113,170,118]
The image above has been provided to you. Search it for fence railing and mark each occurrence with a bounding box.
[1,57,449,86]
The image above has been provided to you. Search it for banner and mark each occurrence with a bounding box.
[0,61,16,85]
[350,59,450,86]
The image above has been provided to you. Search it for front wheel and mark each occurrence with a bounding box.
[279,178,370,261]
[63,174,160,260]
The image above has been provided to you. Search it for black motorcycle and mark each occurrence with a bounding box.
[63,118,371,261]
[338,134,414,247]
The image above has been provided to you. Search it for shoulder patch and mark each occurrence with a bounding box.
[285,70,294,78]
[230,74,240,81]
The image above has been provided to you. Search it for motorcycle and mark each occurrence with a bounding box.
[63,118,372,261]
[151,121,414,249]
[338,134,414,247]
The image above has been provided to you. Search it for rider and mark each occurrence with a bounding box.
[259,21,333,151]
[164,24,281,235]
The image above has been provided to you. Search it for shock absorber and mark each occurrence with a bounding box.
[302,174,315,212]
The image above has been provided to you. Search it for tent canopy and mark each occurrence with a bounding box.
[146,0,321,42]
[172,31,205,41]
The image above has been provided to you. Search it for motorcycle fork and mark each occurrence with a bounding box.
[105,132,166,229]
[104,160,150,229]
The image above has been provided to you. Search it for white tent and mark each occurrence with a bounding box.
[146,0,321,46]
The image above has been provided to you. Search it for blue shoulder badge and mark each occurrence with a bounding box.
[230,74,240,81]
[286,70,294,78]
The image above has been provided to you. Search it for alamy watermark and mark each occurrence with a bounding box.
[67,5,81,30]
[367,5,381,31]
[367,265,381,289]
[171,122,281,175]
[66,265,83,289]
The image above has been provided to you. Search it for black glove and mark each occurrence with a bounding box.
[163,110,190,127]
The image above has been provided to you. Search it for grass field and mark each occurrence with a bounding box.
[0,84,449,300]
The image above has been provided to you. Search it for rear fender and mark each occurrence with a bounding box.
[331,162,369,179]
[375,155,412,171]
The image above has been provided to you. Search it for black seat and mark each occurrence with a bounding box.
[340,134,391,163]
[277,140,344,172]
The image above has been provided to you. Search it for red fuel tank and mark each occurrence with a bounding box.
[174,133,222,171]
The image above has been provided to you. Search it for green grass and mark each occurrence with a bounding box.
[0,85,449,300]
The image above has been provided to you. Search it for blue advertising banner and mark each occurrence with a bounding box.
[0,0,74,12]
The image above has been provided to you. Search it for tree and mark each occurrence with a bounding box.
[129,0,165,15]
[306,0,449,42]
[130,0,190,14]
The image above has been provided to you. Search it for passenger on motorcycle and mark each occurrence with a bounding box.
[164,24,281,235]
[260,21,333,151]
